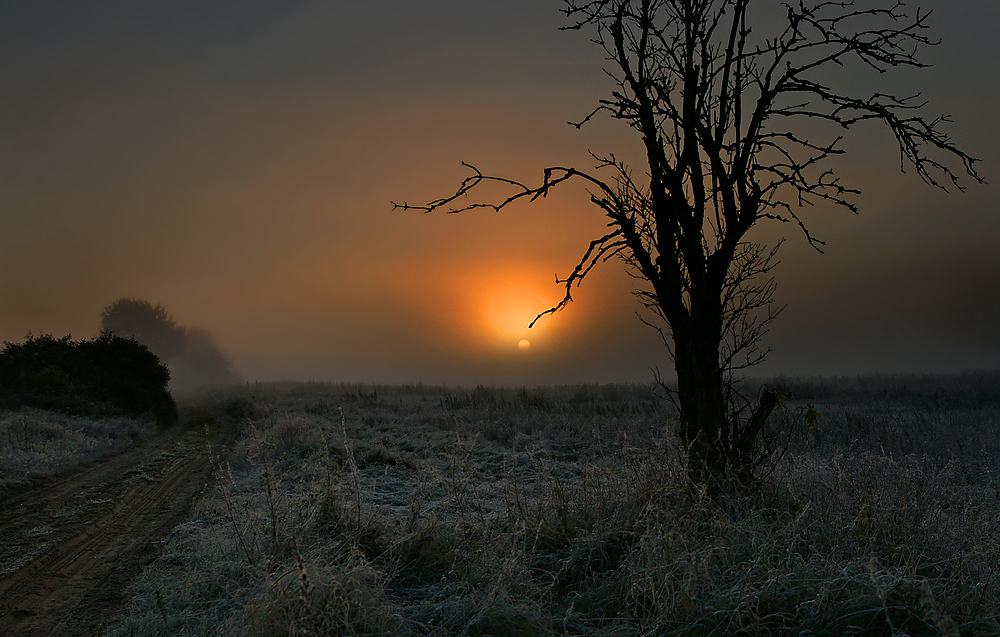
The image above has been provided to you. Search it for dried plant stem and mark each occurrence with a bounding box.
[340,407,362,529]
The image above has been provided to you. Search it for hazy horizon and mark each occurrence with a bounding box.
[2,0,997,386]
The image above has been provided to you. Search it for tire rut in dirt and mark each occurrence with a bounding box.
[0,411,231,636]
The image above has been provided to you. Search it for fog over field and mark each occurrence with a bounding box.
[3,5,999,634]
[1,0,997,386]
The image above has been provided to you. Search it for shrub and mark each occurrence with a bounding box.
[0,333,177,425]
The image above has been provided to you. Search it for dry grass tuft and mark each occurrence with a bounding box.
[235,549,405,637]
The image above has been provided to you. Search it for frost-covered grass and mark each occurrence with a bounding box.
[108,376,1000,636]
[0,408,157,490]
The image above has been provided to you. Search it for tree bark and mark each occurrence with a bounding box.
[673,313,728,487]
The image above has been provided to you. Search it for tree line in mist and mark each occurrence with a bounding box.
[100,297,240,394]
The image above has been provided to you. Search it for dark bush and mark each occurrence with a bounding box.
[0,333,177,425]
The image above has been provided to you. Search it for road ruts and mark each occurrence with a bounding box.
[0,407,233,636]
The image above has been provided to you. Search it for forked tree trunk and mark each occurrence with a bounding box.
[674,318,780,490]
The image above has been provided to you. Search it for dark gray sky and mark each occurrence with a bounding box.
[1,0,997,384]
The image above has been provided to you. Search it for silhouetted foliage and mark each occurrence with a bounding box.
[0,333,177,425]
[100,298,240,393]
[101,298,186,362]
[400,0,983,491]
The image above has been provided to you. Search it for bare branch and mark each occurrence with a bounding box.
[401,0,983,490]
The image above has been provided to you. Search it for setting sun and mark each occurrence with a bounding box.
[403,260,583,361]
[436,265,572,354]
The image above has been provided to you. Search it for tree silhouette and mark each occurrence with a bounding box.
[100,298,240,393]
[169,328,241,394]
[397,0,983,489]
[100,298,186,363]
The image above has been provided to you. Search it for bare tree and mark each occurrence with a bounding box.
[396,0,982,489]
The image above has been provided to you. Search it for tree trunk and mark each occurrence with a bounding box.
[673,320,728,488]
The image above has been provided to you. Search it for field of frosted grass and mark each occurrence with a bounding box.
[105,375,999,636]
[0,408,157,491]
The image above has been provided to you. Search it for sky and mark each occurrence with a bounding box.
[1,0,997,386]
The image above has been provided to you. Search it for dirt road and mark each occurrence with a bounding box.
[0,407,233,636]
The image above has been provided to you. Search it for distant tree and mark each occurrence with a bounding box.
[100,298,186,363]
[169,328,241,393]
[100,298,240,393]
[397,0,982,489]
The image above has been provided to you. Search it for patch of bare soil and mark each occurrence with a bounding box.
[0,407,234,636]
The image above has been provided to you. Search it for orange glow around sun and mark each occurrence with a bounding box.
[485,285,549,339]
[431,262,570,355]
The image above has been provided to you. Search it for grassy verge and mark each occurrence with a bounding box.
[0,408,158,491]
[107,380,999,636]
